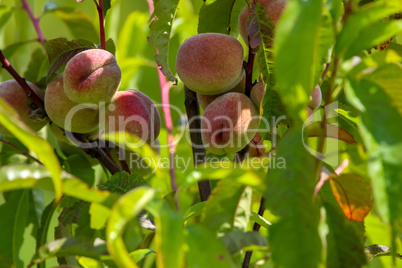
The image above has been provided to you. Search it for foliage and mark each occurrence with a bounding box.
[0,0,401,267]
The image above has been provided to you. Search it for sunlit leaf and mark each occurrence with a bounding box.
[44,7,99,42]
[0,5,13,32]
[250,212,271,229]
[183,201,205,221]
[148,0,179,82]
[329,173,373,221]
[306,122,358,144]
[274,0,322,124]
[0,99,62,201]
[198,0,244,37]
[106,187,154,268]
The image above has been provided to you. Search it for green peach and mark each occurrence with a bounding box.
[45,73,99,133]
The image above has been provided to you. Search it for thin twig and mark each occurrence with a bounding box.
[95,0,106,49]
[0,137,42,165]
[242,197,265,268]
[21,0,45,43]
[0,50,44,109]
[184,86,211,201]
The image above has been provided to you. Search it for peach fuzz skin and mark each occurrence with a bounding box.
[101,90,161,144]
[238,0,288,45]
[45,73,99,134]
[201,92,260,155]
[0,80,47,136]
[63,49,122,105]
[176,33,244,95]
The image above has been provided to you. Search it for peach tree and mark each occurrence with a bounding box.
[0,0,401,267]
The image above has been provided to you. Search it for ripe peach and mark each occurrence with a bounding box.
[45,74,99,133]
[0,80,47,136]
[63,49,122,105]
[308,85,322,110]
[176,33,245,95]
[201,92,260,155]
[238,0,288,45]
[197,74,246,109]
[100,90,160,144]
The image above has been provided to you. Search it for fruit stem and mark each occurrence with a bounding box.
[0,50,45,109]
[21,0,45,43]
[95,0,106,49]
[184,86,211,201]
[0,137,43,165]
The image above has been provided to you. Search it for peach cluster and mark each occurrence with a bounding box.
[176,33,267,155]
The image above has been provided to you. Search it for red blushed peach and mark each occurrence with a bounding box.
[201,92,260,155]
[45,74,99,133]
[309,85,322,110]
[63,49,122,105]
[250,82,266,111]
[197,74,246,110]
[100,90,160,144]
[0,80,47,136]
[176,33,245,95]
[238,0,288,45]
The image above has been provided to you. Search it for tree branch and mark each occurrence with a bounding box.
[184,86,211,201]
[95,0,106,49]
[0,50,45,109]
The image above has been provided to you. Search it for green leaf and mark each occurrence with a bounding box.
[322,183,367,268]
[35,200,57,260]
[63,154,95,186]
[0,99,62,201]
[198,0,245,37]
[44,7,99,42]
[42,38,96,81]
[265,130,321,268]
[0,5,14,32]
[273,0,322,124]
[0,165,119,208]
[98,171,149,194]
[183,201,205,221]
[250,212,271,229]
[185,224,237,268]
[346,79,402,253]
[148,0,179,82]
[104,38,116,56]
[147,200,185,268]
[0,190,30,267]
[220,231,268,254]
[201,179,252,233]
[103,0,111,17]
[344,20,402,60]
[106,187,154,268]
[335,3,402,57]
[24,48,49,84]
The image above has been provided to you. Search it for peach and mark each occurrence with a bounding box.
[238,0,288,45]
[100,90,160,144]
[248,132,268,157]
[197,74,246,109]
[0,80,47,136]
[176,33,245,95]
[45,74,99,133]
[308,85,322,110]
[201,92,260,155]
[63,49,122,105]
[250,82,266,110]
